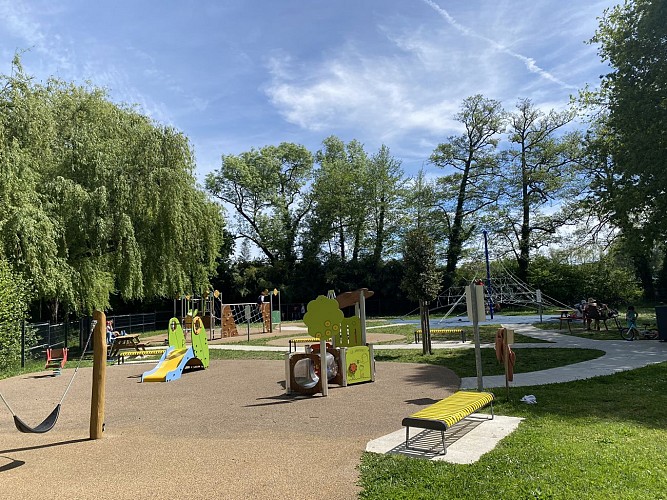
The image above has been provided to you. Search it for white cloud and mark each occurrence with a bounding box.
[265,46,466,140]
[421,0,577,90]
[263,0,611,153]
[0,0,74,72]
[0,1,45,45]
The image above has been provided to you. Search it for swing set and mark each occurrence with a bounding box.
[0,319,98,434]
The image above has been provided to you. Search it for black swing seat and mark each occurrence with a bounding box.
[13,404,61,433]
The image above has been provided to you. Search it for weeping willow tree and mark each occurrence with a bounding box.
[0,258,33,369]
[0,56,225,317]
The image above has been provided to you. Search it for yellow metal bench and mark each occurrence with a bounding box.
[113,349,167,365]
[414,328,466,343]
[288,337,332,353]
[402,391,494,454]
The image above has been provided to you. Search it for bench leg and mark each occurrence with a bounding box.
[404,426,447,455]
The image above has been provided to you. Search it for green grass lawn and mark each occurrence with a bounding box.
[359,361,667,499]
[374,348,603,378]
[535,320,625,340]
[372,323,550,345]
[209,349,284,361]
[224,323,550,347]
[534,319,661,341]
[6,332,664,498]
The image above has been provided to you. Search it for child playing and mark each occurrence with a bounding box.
[626,305,638,329]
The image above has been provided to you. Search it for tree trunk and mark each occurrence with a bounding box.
[444,158,471,291]
[518,148,531,283]
[338,221,346,261]
[352,221,361,262]
[420,299,432,355]
[372,194,386,265]
[50,299,60,324]
[633,254,655,300]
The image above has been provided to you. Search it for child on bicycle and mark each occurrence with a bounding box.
[626,305,638,329]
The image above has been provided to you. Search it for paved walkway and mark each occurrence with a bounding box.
[460,323,667,388]
[209,323,667,389]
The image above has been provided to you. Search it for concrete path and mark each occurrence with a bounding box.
[366,414,523,464]
[460,323,667,388]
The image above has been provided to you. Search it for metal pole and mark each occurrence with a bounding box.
[470,284,484,391]
[21,319,25,368]
[269,292,273,333]
[484,230,494,319]
[245,304,251,342]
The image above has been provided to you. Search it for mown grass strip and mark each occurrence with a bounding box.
[359,362,667,499]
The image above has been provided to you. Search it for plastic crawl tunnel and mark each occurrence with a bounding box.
[288,349,342,395]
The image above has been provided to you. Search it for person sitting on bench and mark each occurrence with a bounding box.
[106,320,119,344]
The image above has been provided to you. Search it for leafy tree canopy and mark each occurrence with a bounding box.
[0,56,225,315]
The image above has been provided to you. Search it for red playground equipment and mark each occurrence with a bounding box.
[45,347,68,376]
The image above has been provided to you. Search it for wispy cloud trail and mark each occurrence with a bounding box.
[421,0,577,90]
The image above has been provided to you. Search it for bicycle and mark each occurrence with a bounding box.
[613,316,659,341]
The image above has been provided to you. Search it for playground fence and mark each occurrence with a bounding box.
[22,310,172,366]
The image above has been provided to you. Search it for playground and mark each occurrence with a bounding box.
[0,359,458,499]
[2,289,667,499]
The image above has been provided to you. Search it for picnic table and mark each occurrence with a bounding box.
[555,309,576,332]
[108,334,145,360]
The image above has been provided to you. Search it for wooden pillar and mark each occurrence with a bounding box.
[90,310,106,439]
[319,338,328,396]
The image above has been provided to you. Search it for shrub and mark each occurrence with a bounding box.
[0,259,33,370]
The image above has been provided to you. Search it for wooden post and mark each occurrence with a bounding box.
[468,284,484,392]
[320,338,328,396]
[503,329,510,399]
[90,310,106,439]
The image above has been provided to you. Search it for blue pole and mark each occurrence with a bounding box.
[483,230,494,319]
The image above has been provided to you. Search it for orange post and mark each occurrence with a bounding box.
[90,310,106,439]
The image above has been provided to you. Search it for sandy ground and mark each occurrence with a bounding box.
[0,360,458,500]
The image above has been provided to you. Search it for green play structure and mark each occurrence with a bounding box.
[285,289,375,396]
[141,316,209,382]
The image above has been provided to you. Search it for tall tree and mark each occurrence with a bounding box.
[364,144,404,264]
[494,99,583,283]
[309,136,369,262]
[584,0,667,298]
[0,57,225,316]
[429,95,505,289]
[401,228,442,354]
[0,258,33,370]
[400,168,440,241]
[205,142,314,273]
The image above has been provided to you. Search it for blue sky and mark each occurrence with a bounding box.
[0,0,617,181]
